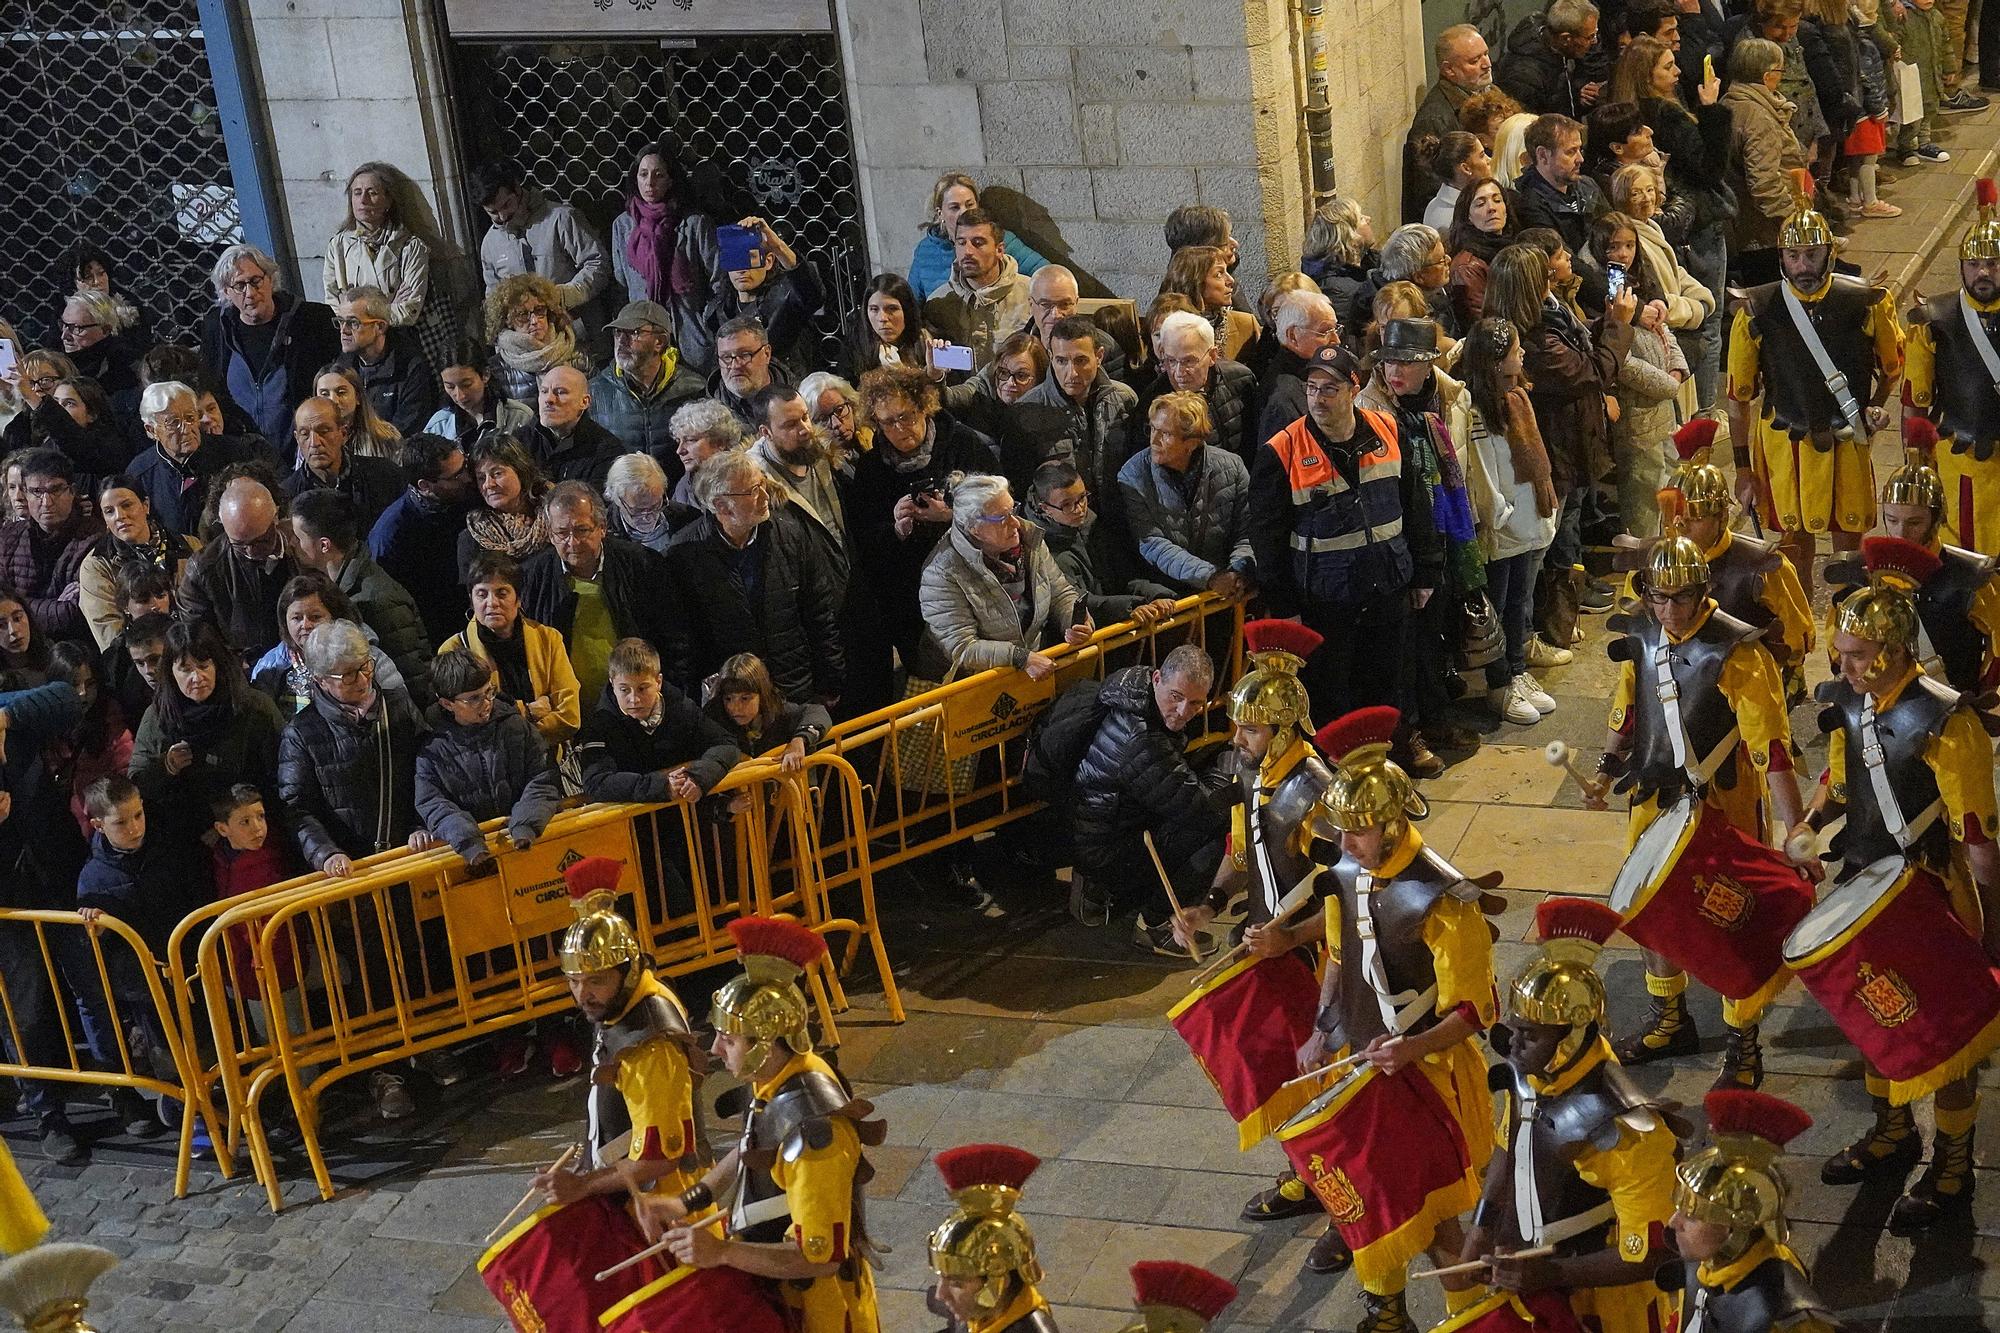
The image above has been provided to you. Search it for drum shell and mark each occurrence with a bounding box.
[598,1262,787,1333]
[1168,951,1322,1148]
[1430,1289,1586,1333]
[1784,864,2000,1101]
[481,1194,662,1333]
[1613,799,1814,1002]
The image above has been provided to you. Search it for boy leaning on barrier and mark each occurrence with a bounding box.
[577,637,742,805]
[209,783,306,1056]
[415,648,562,871]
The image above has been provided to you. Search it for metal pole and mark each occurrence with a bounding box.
[1300,0,1338,211]
[194,0,291,272]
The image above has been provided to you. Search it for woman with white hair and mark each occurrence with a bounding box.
[602,451,687,552]
[323,161,461,370]
[58,288,140,395]
[914,472,1087,684]
[797,370,867,464]
[665,397,748,506]
[199,243,342,446]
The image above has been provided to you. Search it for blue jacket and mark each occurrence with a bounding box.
[1116,446,1256,593]
[77,830,201,953]
[414,705,562,863]
[368,489,474,645]
[908,227,1050,302]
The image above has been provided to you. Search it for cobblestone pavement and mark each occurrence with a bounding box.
[12,108,2000,1333]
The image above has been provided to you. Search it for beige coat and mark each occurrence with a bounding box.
[1724,82,1810,253]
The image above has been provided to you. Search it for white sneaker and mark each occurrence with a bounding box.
[1515,673,1557,715]
[1525,636,1574,668]
[1492,681,1542,725]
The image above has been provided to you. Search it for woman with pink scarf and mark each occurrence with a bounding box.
[610,141,721,369]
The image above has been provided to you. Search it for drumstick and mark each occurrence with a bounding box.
[485,1143,579,1243]
[1411,1245,1557,1281]
[1187,877,1320,988]
[1543,740,1610,804]
[593,1206,724,1282]
[1273,1049,1368,1093]
[1143,830,1205,963]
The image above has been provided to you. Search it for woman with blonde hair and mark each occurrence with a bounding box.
[482,273,591,403]
[907,172,1050,299]
[314,363,401,460]
[323,161,460,369]
[1299,198,1375,321]
[1491,112,1538,186]
[1159,245,1258,361]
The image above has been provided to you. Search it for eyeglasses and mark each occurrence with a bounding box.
[25,374,60,392]
[1159,355,1211,374]
[1304,380,1352,398]
[60,321,101,335]
[225,274,270,295]
[508,305,550,327]
[549,523,601,541]
[1042,493,1089,515]
[873,408,923,433]
[716,344,769,367]
[1644,588,1704,608]
[333,316,383,332]
[316,660,375,686]
[994,366,1039,387]
[972,506,1019,525]
[24,482,70,499]
[812,401,855,428]
[715,486,767,505]
[226,531,280,559]
[447,685,499,707]
[151,412,200,434]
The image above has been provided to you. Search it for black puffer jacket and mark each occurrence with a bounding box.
[414,705,562,863]
[577,684,742,800]
[277,683,427,870]
[519,537,691,690]
[1495,13,1610,118]
[664,507,844,704]
[1071,664,1232,866]
[1132,359,1260,463]
[334,549,435,705]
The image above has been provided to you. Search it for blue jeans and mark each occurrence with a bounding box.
[1484,549,1546,687]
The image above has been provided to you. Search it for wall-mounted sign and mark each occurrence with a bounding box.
[441,0,833,38]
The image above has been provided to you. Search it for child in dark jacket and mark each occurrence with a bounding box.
[415,648,563,868]
[702,652,830,770]
[579,638,742,803]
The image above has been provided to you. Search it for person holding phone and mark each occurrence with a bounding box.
[699,216,822,371]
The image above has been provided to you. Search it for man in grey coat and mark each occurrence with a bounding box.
[473,159,610,335]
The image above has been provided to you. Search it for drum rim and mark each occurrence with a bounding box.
[599,1256,707,1324]
[1608,796,1702,916]
[1781,855,1916,965]
[1274,1058,1377,1138]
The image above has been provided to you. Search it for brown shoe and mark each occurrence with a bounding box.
[1305,1226,1354,1274]
[1395,733,1446,779]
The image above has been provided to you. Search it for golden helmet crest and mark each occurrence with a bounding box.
[1883,422,1944,518]
[1314,707,1421,834]
[711,916,826,1071]
[1673,1091,1811,1259]
[1507,900,1621,1074]
[928,1144,1044,1311]
[1778,168,1833,251]
[1113,1262,1237,1333]
[1228,620,1323,732]
[559,857,642,977]
[1964,178,2000,261]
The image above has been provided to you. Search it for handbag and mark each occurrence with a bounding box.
[1460,590,1505,671]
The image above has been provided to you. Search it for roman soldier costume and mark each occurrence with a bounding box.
[1727,171,1905,537]
[1903,177,2000,553]
[1475,898,1679,1333]
[1669,1091,1844,1333]
[928,1144,1058,1333]
[1114,1262,1237,1333]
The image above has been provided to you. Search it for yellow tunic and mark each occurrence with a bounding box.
[1513,1041,1680,1333]
[1608,603,1794,847]
[0,1139,47,1255]
[1695,1238,1841,1333]
[745,1051,879,1333]
[1904,291,2000,554]
[609,973,702,1199]
[966,1284,1052,1333]
[1226,734,1318,880]
[1728,281,1905,535]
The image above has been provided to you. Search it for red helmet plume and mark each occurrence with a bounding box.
[933,1143,1041,1196]
[725,916,828,971]
[1129,1261,1238,1323]
[1314,705,1400,763]
[1241,619,1324,663]
[1535,897,1622,948]
[1704,1089,1812,1148]
[1902,415,1940,452]
[1861,535,1943,585]
[1672,417,1720,462]
[562,856,624,900]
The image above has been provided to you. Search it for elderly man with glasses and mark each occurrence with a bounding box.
[707,315,794,428]
[175,474,303,663]
[198,243,340,446]
[333,283,439,436]
[125,380,253,538]
[0,448,102,644]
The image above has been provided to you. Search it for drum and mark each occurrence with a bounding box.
[1608,796,1814,1009]
[1427,1289,1584,1333]
[1783,856,2000,1103]
[1275,1060,1479,1291]
[598,1261,786,1333]
[1167,951,1322,1149]
[481,1194,663,1333]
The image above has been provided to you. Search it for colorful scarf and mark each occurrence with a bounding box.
[622,196,694,302]
[465,508,548,558]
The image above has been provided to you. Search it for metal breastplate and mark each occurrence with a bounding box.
[1245,752,1335,923]
[1610,609,1758,807]
[998,1309,1061,1333]
[1682,1254,1839,1333]
[1918,293,2000,457]
[1919,546,1999,691]
[589,990,694,1166]
[1502,1061,1657,1256]
[1816,675,1958,875]
[1706,538,1782,655]
[1327,849,1459,1048]
[1746,279,1882,436]
[732,1068,853,1244]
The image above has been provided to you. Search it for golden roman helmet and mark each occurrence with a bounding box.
[711,915,826,1071]
[0,1242,120,1333]
[559,857,643,999]
[1882,419,1945,519]
[1778,168,1832,250]
[1507,897,1622,1073]
[1836,539,1931,674]
[928,1144,1044,1312]
[1674,1090,1811,1263]
[1228,619,1323,733]
[1667,418,1730,520]
[1314,705,1424,835]
[1964,178,2000,261]
[1114,1261,1238,1333]
[1643,489,1710,597]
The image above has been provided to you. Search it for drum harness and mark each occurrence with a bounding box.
[1246,769,1285,921]
[1352,860,1444,1038]
[1857,696,1944,852]
[1508,1082,1620,1250]
[1650,643,1742,793]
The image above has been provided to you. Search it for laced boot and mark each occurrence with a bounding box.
[1358,1290,1413,1333]
[1613,987,1698,1064]
[1821,1097,1920,1185]
[1891,1122,1977,1232]
[1711,1022,1763,1092]
[1304,1227,1353,1274]
[1242,1170,1320,1222]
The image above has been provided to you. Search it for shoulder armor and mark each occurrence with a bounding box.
[599,991,695,1063]
[1942,542,2000,580]
[762,1068,854,1162]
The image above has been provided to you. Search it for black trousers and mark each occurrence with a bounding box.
[1300,590,1410,729]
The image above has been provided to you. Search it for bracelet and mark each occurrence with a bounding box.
[1732,449,1751,469]
[679,1181,713,1214]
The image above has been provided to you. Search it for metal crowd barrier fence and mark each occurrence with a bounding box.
[0,592,1241,1210]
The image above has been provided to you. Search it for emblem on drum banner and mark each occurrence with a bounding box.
[1691,873,1753,931]
[1305,1153,1367,1225]
[502,1279,545,1333]
[1856,962,1919,1027]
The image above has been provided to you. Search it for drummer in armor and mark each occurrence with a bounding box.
[1595,525,1812,1090]
[533,857,705,1206]
[1299,705,1499,1333]
[1668,1090,1844,1332]
[1804,567,2000,1231]
[928,1144,1057,1333]
[1902,177,2000,555]
[1464,898,1680,1333]
[1726,169,1905,599]
[646,916,886,1333]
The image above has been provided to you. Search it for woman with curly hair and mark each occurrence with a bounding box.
[482,273,591,403]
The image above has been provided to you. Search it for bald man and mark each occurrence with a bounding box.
[1020,264,1127,378]
[523,364,623,488]
[279,396,404,533]
[176,475,303,662]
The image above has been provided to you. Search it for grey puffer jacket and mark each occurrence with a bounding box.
[914,522,1079,680]
[1116,445,1255,594]
[413,705,562,863]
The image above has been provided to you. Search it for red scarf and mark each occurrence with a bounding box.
[622,196,693,302]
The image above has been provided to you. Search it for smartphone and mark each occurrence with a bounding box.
[932,343,975,372]
[716,223,762,272]
[1605,262,1628,301]
[1703,53,1715,83]
[0,337,16,386]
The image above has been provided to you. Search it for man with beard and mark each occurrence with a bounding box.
[1402,24,1495,223]
[589,300,706,457]
[923,208,1033,371]
[1728,172,1905,599]
[1902,178,2000,554]
[748,385,848,587]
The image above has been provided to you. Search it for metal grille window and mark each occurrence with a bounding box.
[452,36,865,369]
[0,1,241,348]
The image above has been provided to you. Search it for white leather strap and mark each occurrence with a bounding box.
[1652,641,1740,786]
[1960,292,2000,398]
[1858,698,1943,849]
[1781,282,1866,436]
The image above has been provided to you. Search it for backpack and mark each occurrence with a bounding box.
[1020,679,1108,803]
